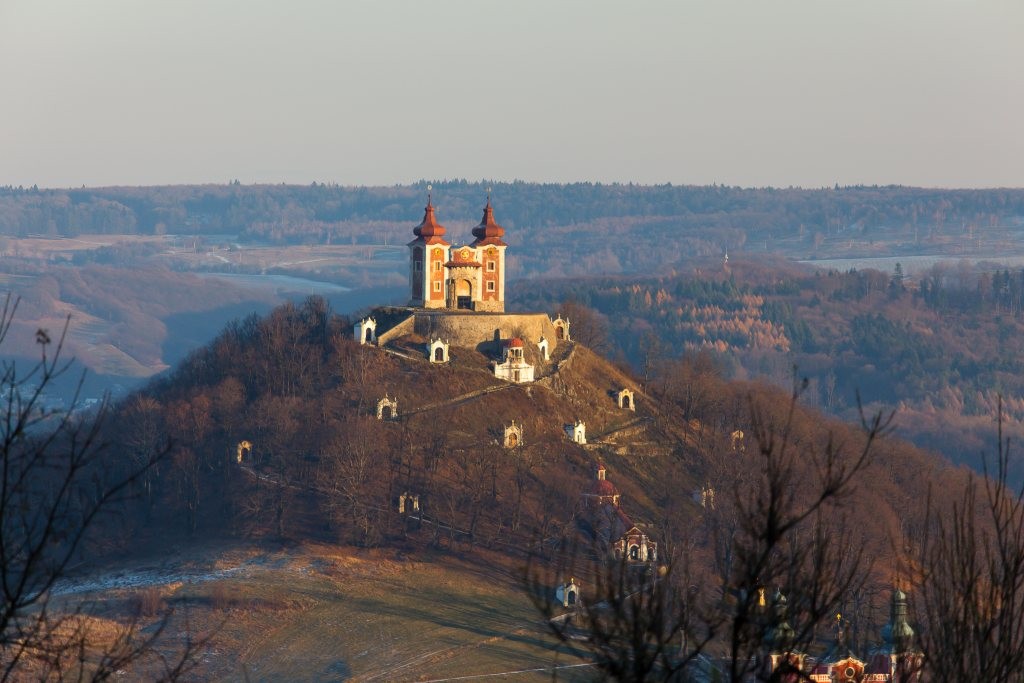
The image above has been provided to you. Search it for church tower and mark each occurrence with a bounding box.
[468,195,507,312]
[407,192,450,309]
[407,191,509,312]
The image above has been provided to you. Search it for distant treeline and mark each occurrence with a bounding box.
[3,182,1024,273]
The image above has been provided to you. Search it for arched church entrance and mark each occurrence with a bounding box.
[434,347,445,362]
[456,279,473,310]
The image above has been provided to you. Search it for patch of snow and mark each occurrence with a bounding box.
[50,555,276,596]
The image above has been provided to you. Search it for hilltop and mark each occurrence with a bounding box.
[47,294,972,679]
[6,179,1024,430]
[112,298,687,549]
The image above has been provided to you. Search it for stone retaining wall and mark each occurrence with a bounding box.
[410,311,560,350]
[375,314,416,346]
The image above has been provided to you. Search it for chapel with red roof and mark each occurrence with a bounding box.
[581,463,658,564]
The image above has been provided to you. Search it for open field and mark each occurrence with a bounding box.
[0,233,165,259]
[59,543,593,682]
[1,233,408,291]
[160,241,405,274]
[0,234,406,402]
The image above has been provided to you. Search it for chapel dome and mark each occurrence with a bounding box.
[590,479,619,497]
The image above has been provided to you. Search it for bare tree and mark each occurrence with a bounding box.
[558,300,610,353]
[710,390,885,681]
[528,539,710,680]
[316,421,384,546]
[120,395,166,507]
[528,383,888,681]
[915,401,1024,682]
[0,295,197,680]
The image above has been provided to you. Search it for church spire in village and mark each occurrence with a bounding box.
[882,587,915,654]
[768,590,796,652]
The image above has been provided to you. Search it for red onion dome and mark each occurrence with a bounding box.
[413,199,446,239]
[471,198,506,244]
[508,337,524,348]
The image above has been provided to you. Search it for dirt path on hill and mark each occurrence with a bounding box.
[403,382,517,416]
[590,415,652,441]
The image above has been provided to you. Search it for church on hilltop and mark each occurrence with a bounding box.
[353,191,572,383]
[407,192,507,312]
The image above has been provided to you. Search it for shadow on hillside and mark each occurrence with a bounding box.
[344,586,584,659]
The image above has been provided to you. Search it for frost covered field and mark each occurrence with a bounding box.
[53,543,590,681]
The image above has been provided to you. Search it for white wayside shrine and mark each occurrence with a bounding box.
[493,337,534,383]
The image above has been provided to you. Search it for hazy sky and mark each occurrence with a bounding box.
[1,0,1022,189]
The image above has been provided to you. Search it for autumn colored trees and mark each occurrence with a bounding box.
[518,261,1024,485]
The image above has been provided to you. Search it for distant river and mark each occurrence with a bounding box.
[798,254,1024,276]
[196,272,351,296]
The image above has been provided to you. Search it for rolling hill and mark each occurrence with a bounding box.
[43,295,974,679]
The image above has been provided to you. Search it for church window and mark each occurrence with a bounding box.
[433,281,441,292]
[487,260,496,271]
[433,261,442,272]
[414,261,422,272]
[487,281,495,292]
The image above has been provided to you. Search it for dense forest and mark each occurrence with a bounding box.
[515,258,1024,481]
